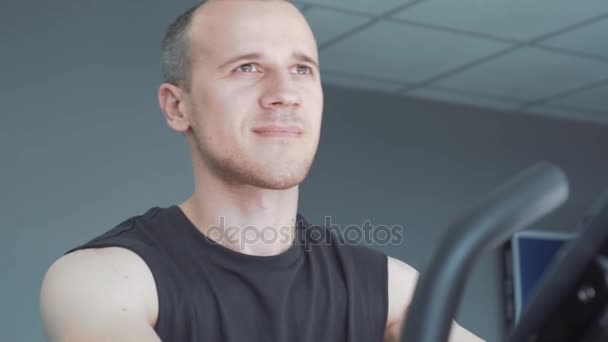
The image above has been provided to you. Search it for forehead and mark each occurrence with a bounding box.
[188,0,318,64]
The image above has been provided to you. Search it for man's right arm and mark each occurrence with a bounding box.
[40,247,160,342]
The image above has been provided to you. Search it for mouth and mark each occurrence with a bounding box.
[252,126,303,138]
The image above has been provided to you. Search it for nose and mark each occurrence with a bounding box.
[259,72,301,109]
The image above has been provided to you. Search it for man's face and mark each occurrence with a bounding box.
[183,0,323,190]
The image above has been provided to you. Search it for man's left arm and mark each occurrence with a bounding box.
[384,256,485,342]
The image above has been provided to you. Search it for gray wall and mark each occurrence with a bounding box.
[3,1,608,341]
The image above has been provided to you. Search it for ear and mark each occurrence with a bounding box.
[158,83,191,133]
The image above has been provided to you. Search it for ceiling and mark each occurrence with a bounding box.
[292,0,608,126]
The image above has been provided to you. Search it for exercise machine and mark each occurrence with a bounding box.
[400,162,608,342]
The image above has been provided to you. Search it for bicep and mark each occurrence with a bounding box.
[385,256,420,340]
[40,247,160,341]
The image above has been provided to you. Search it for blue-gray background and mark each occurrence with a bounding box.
[3,1,608,341]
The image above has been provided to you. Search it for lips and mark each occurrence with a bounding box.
[252,125,303,137]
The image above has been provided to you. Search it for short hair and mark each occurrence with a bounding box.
[160,1,207,90]
[160,0,291,90]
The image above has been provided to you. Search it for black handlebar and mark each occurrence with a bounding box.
[400,162,569,342]
[506,188,608,342]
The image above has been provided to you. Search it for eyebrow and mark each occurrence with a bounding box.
[217,51,319,71]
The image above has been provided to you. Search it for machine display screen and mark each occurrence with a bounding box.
[509,231,575,322]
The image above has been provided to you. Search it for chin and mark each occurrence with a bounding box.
[262,179,303,190]
[200,143,316,189]
[248,171,308,190]
[245,162,312,190]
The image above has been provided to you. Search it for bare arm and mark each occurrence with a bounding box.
[40,247,160,342]
[384,256,485,342]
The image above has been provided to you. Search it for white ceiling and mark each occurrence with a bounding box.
[293,0,608,126]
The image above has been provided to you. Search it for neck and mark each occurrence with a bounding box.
[179,169,300,257]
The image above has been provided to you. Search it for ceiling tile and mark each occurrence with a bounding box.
[435,47,608,102]
[394,0,608,41]
[541,19,608,58]
[300,0,416,15]
[522,105,608,126]
[321,70,406,92]
[551,82,608,113]
[319,21,508,84]
[406,87,520,111]
[302,8,369,46]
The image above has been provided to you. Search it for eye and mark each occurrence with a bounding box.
[235,63,259,73]
[294,65,313,75]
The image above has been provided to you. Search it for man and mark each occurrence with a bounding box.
[40,1,484,341]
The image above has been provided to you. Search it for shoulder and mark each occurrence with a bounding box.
[40,247,159,339]
[386,256,419,330]
[387,256,419,286]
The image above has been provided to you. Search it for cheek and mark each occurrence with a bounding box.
[308,89,324,129]
[194,88,247,137]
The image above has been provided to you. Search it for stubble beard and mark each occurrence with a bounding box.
[189,125,317,190]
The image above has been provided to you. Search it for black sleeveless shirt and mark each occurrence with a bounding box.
[66,205,388,341]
